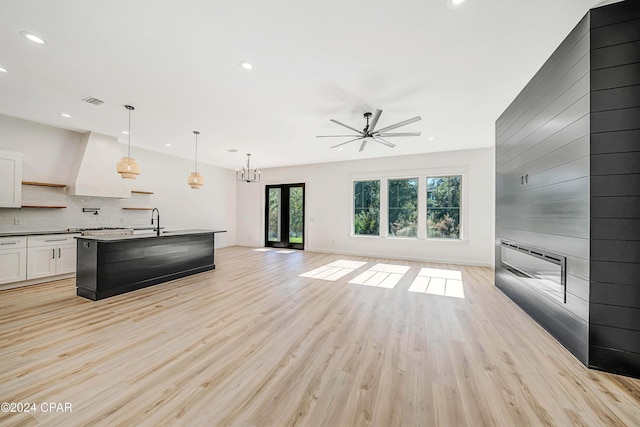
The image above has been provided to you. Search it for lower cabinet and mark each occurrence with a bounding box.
[26,234,79,280]
[0,236,27,285]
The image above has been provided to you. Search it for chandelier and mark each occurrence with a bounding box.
[236,154,260,183]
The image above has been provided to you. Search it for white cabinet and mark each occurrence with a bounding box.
[27,234,79,280]
[0,150,23,208]
[0,237,27,284]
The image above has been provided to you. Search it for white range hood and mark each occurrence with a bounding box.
[68,132,131,198]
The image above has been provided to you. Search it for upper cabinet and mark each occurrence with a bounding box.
[0,150,23,208]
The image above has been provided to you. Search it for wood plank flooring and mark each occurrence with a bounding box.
[1,246,639,426]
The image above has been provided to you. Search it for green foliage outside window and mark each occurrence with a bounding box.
[427,176,461,239]
[267,188,280,241]
[289,187,304,243]
[353,180,380,235]
[388,178,418,237]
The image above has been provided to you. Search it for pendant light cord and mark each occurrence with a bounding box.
[194,130,200,174]
[127,108,131,159]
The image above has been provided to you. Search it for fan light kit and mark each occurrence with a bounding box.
[116,105,141,179]
[317,109,422,152]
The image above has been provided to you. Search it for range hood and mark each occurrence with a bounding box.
[68,132,131,198]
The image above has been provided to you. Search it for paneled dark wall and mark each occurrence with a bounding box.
[589,1,640,378]
[496,0,640,378]
[495,14,591,364]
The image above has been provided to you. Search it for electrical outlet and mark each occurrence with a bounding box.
[14,218,22,225]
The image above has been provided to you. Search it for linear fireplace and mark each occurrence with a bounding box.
[500,240,566,304]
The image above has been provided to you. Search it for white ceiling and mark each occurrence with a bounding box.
[0,0,612,169]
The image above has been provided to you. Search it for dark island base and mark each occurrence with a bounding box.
[77,264,214,301]
[76,231,218,301]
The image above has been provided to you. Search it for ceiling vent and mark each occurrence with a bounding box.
[81,96,104,106]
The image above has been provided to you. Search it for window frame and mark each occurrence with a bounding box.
[387,177,419,238]
[425,174,463,241]
[352,179,381,237]
[349,169,466,243]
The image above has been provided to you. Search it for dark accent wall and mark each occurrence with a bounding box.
[495,13,591,364]
[496,0,640,378]
[589,1,640,378]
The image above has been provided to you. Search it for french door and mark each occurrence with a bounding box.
[265,183,305,250]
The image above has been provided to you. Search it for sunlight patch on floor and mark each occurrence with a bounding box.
[299,260,367,281]
[253,248,273,252]
[408,267,465,298]
[349,263,410,289]
[276,250,296,254]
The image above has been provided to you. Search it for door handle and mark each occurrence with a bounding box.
[52,248,56,259]
[58,248,61,258]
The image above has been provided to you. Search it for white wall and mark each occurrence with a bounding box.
[1,114,496,264]
[237,148,495,266]
[0,114,236,247]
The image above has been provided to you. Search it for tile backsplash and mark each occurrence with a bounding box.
[0,185,154,232]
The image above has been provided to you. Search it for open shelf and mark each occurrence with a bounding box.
[131,190,154,195]
[21,205,67,209]
[22,181,67,188]
[122,207,153,211]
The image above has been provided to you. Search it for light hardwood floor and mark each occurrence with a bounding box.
[1,247,639,426]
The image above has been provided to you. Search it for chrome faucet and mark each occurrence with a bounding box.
[151,208,160,236]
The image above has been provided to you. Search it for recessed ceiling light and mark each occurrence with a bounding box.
[239,60,253,70]
[121,130,129,135]
[448,0,466,8]
[20,31,46,45]
[428,136,435,141]
[59,113,71,118]
[0,67,7,73]
[165,143,172,147]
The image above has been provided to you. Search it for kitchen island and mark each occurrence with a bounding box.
[75,229,226,300]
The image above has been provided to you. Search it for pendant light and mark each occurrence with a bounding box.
[116,105,141,179]
[236,153,261,183]
[188,131,204,189]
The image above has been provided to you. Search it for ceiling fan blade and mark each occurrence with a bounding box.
[330,119,365,135]
[374,116,422,134]
[316,135,363,138]
[359,140,368,152]
[368,109,382,133]
[376,132,422,137]
[331,137,364,149]
[373,136,396,148]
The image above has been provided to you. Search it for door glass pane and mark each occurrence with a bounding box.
[268,188,281,242]
[289,186,303,244]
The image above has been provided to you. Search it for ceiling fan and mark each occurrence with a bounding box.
[317,109,422,151]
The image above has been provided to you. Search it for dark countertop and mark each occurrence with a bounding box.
[75,229,227,242]
[0,230,81,238]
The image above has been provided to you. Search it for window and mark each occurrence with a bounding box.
[353,180,380,235]
[427,176,461,239]
[388,178,418,237]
